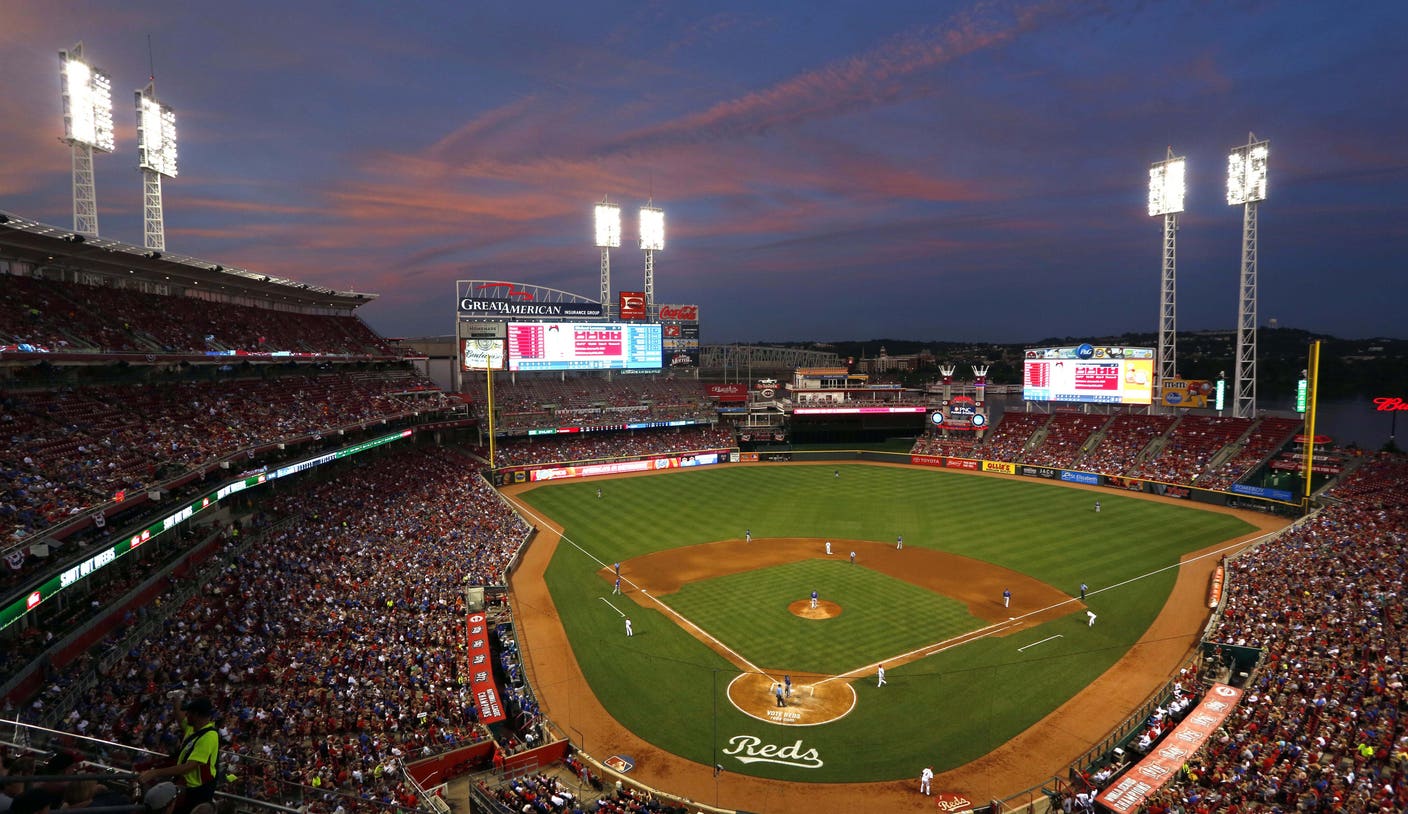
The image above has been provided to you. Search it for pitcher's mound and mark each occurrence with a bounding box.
[789,599,842,619]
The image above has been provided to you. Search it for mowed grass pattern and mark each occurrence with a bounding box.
[521,462,1259,781]
[661,559,980,674]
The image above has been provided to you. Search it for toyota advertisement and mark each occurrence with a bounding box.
[1023,344,1155,405]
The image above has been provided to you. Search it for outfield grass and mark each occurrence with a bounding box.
[661,559,982,674]
[519,463,1257,782]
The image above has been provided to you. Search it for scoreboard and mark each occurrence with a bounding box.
[507,322,662,371]
[1022,345,1154,405]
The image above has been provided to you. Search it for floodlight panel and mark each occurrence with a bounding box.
[594,203,621,248]
[639,206,665,251]
[1226,142,1269,205]
[1147,158,1186,216]
[60,52,115,152]
[137,93,179,177]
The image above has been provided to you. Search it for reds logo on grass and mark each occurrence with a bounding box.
[723,735,823,768]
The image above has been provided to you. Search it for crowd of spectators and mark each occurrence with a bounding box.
[1021,413,1109,469]
[489,427,735,469]
[910,434,981,458]
[1129,451,1408,812]
[978,412,1048,462]
[39,444,529,811]
[0,273,394,356]
[1071,414,1176,476]
[1128,415,1251,485]
[1,371,453,545]
[1199,416,1303,490]
[462,375,715,433]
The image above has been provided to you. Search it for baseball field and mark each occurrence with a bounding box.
[505,462,1278,810]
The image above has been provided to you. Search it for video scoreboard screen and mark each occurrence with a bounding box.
[1023,345,1154,405]
[507,322,662,371]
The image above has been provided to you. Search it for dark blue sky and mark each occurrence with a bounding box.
[3,1,1405,343]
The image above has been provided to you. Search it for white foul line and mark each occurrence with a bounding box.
[599,597,625,617]
[1018,634,1063,652]
[504,493,769,679]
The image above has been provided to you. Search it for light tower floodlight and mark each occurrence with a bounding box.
[59,44,115,237]
[1228,133,1270,419]
[1147,156,1186,216]
[594,202,621,248]
[594,201,620,316]
[639,205,665,319]
[136,87,179,177]
[1226,139,1269,205]
[1149,150,1186,407]
[136,83,179,251]
[639,206,665,251]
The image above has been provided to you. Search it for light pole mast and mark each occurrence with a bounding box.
[1227,134,1269,419]
[1148,149,1186,408]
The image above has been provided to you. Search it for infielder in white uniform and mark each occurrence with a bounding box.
[920,766,934,795]
[825,540,832,555]
[625,618,634,636]
[877,664,887,686]
[1087,610,1097,627]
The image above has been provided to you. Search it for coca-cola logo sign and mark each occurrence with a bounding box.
[658,304,699,322]
[1375,397,1408,411]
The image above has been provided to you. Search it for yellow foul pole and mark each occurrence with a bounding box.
[1303,340,1320,505]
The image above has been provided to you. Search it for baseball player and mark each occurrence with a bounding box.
[877,664,887,687]
[613,577,621,595]
[920,766,934,795]
[1087,610,1097,627]
[625,618,633,636]
[834,469,840,478]
[825,540,832,555]
[784,674,792,697]
[896,534,903,550]
[1094,500,1101,513]
[810,589,819,609]
[596,487,602,499]
[745,528,751,543]
[850,550,856,565]
[1003,588,1011,608]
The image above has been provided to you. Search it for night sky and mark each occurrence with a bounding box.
[2,1,1405,344]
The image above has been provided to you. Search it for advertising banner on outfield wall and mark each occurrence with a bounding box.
[982,461,1016,474]
[1019,465,1059,480]
[466,613,507,724]
[1060,470,1101,485]
[945,458,980,471]
[527,452,723,482]
[1097,683,1244,813]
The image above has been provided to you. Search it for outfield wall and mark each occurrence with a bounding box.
[777,449,1302,516]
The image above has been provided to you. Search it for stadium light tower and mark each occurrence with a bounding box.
[595,200,621,318]
[639,204,665,320]
[1148,148,1186,407]
[136,82,179,251]
[1227,133,1269,419]
[59,44,116,237]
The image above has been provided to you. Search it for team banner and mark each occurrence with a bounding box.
[707,384,749,402]
[619,291,647,320]
[465,613,507,724]
[1097,683,1243,813]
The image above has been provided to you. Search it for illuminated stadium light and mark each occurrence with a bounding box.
[594,202,621,248]
[639,206,665,251]
[136,88,179,178]
[1228,133,1270,419]
[1226,139,1269,205]
[1147,156,1186,216]
[59,48,116,152]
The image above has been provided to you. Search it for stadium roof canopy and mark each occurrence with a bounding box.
[0,209,377,310]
